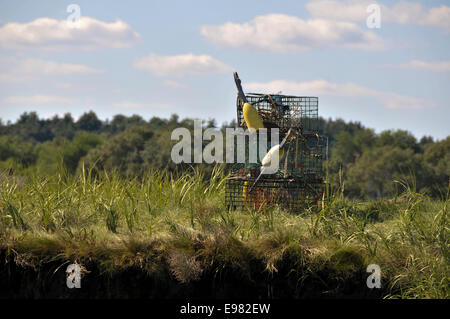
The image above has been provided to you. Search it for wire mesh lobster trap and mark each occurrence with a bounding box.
[225,92,326,211]
[237,93,319,133]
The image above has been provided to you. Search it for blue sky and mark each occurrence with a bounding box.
[0,0,449,139]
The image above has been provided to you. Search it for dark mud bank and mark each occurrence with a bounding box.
[0,249,385,299]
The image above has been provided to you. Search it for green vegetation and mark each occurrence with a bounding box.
[1,112,448,198]
[0,112,448,298]
[0,165,448,298]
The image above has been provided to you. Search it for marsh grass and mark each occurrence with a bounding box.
[0,165,448,298]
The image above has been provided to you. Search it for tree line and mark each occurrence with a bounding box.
[0,111,448,199]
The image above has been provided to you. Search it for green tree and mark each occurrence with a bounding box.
[14,112,54,142]
[376,130,419,152]
[423,136,450,194]
[0,135,37,169]
[327,128,376,188]
[76,111,102,132]
[62,132,103,174]
[108,114,146,134]
[81,126,155,176]
[35,138,65,175]
[345,146,426,198]
[50,113,76,139]
[319,117,365,145]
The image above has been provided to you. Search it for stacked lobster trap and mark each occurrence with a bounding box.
[225,92,326,211]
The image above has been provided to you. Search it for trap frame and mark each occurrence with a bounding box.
[237,93,319,133]
[226,93,326,211]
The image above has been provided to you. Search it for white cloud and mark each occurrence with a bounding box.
[15,58,104,75]
[245,79,434,110]
[200,13,384,53]
[133,53,233,77]
[54,82,73,89]
[2,95,73,104]
[162,80,188,88]
[425,6,450,32]
[0,17,140,51]
[306,0,370,21]
[386,60,450,72]
[40,112,68,120]
[306,0,450,32]
[0,73,35,83]
[0,57,103,83]
[112,101,146,109]
[112,101,170,109]
[0,56,16,66]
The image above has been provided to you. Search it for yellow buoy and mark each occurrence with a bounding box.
[242,180,248,202]
[243,102,264,131]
